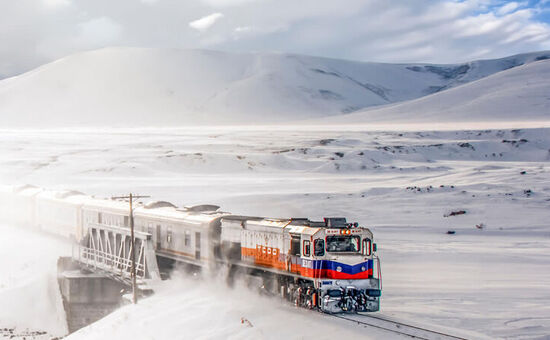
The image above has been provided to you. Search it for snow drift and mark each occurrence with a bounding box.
[0,47,548,126]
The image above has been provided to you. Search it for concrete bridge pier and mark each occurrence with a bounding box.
[57,257,127,333]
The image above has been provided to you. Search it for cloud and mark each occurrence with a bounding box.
[201,0,260,7]
[42,0,71,8]
[497,2,520,15]
[1,0,550,78]
[75,17,123,46]
[189,13,224,32]
[234,26,252,33]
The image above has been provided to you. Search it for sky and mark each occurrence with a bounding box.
[1,0,549,78]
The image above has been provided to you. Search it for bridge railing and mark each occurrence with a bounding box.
[76,246,147,279]
[73,223,160,285]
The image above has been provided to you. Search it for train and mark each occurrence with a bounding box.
[0,184,382,313]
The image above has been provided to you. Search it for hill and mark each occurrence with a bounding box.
[315,59,550,126]
[0,47,548,126]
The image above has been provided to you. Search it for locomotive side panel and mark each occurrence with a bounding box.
[221,218,288,271]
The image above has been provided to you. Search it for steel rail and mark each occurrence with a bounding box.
[330,313,468,340]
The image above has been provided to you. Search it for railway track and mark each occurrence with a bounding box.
[330,312,469,340]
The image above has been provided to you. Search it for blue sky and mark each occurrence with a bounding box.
[530,0,550,22]
[484,0,550,20]
[1,0,549,77]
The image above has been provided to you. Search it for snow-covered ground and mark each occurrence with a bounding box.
[68,274,388,340]
[0,126,548,339]
[0,223,70,339]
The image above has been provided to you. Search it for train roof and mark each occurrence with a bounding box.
[134,205,229,224]
[143,201,177,209]
[14,185,42,197]
[81,195,229,224]
[82,197,132,212]
[240,217,340,229]
[223,216,370,236]
[37,189,89,203]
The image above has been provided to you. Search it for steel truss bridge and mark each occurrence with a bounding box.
[72,223,161,288]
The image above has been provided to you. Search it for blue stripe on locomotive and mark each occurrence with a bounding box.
[300,258,373,275]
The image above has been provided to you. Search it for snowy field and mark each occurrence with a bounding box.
[0,126,549,339]
[0,223,70,339]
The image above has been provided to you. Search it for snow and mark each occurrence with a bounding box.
[0,47,548,126]
[0,224,71,339]
[315,59,550,126]
[0,46,549,340]
[0,126,548,339]
[67,274,385,340]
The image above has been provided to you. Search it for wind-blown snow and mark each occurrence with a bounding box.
[0,47,548,126]
[67,274,386,340]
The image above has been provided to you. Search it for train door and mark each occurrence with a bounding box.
[301,236,313,277]
[287,234,301,272]
[195,232,201,260]
[156,224,161,249]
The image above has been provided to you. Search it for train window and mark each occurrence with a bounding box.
[291,237,301,256]
[326,235,361,253]
[363,239,372,256]
[124,216,129,227]
[167,226,172,244]
[314,239,325,256]
[98,212,102,224]
[184,230,191,247]
[303,240,311,257]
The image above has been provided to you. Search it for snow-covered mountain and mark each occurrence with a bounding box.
[0,47,548,126]
[317,59,550,125]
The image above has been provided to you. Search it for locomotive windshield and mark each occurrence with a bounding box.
[326,235,361,253]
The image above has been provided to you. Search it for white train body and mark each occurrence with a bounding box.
[36,190,88,240]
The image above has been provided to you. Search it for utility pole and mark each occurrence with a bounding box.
[112,193,150,304]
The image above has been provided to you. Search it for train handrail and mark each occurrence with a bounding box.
[374,255,382,291]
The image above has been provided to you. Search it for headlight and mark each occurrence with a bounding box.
[336,266,342,272]
[361,266,366,271]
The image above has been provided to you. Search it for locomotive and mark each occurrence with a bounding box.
[0,184,381,313]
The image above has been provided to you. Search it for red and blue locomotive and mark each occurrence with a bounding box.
[221,216,381,312]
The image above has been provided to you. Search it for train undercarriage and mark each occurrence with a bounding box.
[156,253,381,314]
[225,263,381,313]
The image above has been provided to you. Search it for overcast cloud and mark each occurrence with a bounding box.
[1,0,549,77]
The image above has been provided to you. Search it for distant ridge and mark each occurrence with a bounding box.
[0,47,548,126]
[314,59,550,126]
